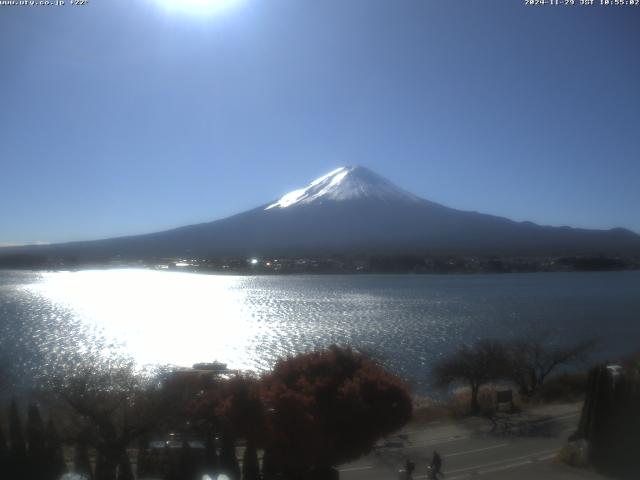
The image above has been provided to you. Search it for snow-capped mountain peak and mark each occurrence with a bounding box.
[265,165,421,210]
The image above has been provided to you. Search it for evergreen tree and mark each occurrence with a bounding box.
[0,423,9,476]
[261,448,278,480]
[8,399,27,480]
[242,441,260,480]
[219,428,240,480]
[165,444,179,480]
[27,404,47,480]
[179,440,198,480]
[136,446,149,479]
[74,443,93,480]
[204,433,218,474]
[94,451,111,480]
[94,446,123,480]
[116,451,134,480]
[44,417,67,480]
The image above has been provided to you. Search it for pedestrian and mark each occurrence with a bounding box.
[430,450,443,478]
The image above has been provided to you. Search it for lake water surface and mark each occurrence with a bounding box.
[1,269,639,392]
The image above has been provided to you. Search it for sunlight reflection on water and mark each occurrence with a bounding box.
[26,269,257,370]
[3,268,640,393]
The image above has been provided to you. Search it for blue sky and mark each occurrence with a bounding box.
[1,0,639,244]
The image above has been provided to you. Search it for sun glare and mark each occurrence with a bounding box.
[154,0,242,15]
[28,269,257,370]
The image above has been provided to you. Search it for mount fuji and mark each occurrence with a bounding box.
[3,166,640,260]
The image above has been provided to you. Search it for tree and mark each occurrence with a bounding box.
[26,403,47,480]
[44,417,68,480]
[0,423,8,476]
[433,339,509,413]
[74,443,93,480]
[242,442,260,480]
[216,375,266,444]
[203,433,218,474]
[261,447,278,480]
[47,360,166,480]
[219,427,241,480]
[157,368,222,434]
[8,398,27,480]
[117,450,135,480]
[177,440,198,480]
[136,445,150,479]
[505,335,595,399]
[260,345,412,478]
[95,450,111,480]
[215,375,265,480]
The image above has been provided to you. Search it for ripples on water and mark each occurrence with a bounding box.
[1,269,639,393]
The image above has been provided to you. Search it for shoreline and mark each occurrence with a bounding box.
[1,262,639,276]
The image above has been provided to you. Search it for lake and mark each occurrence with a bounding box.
[1,269,639,393]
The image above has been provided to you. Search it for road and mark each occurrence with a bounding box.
[339,402,605,480]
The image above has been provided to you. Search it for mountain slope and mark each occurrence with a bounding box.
[2,166,640,259]
[265,166,422,208]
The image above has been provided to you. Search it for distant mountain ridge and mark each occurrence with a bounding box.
[2,166,640,260]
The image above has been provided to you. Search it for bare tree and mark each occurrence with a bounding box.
[505,335,595,399]
[45,359,165,480]
[433,339,509,414]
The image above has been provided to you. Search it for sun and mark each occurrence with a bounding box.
[154,0,242,15]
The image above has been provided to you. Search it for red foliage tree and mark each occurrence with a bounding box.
[260,345,412,475]
[215,374,266,444]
